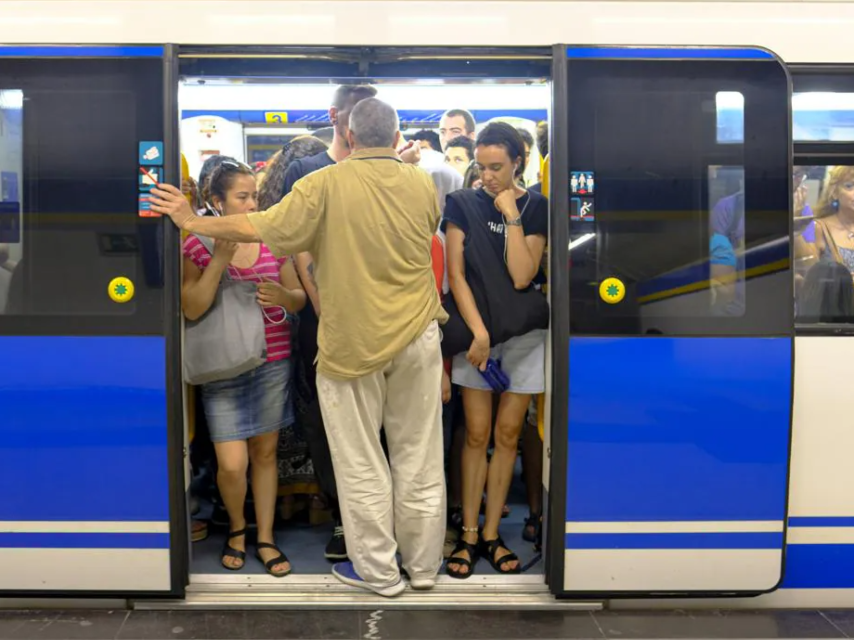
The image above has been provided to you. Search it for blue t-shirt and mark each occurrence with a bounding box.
[280,150,335,200]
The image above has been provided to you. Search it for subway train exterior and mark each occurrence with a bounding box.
[0,0,852,612]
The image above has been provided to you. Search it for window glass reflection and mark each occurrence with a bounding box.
[0,89,22,315]
[795,165,854,324]
[793,93,854,142]
[709,165,745,316]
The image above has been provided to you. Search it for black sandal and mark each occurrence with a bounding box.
[446,538,480,579]
[523,512,542,543]
[482,535,521,574]
[221,529,247,571]
[256,542,291,578]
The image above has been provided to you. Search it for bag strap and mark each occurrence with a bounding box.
[193,234,235,281]
[816,218,843,265]
[192,234,288,325]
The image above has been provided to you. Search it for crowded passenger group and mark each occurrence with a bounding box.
[151,85,550,597]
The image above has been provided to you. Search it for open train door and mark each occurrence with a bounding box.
[546,45,794,597]
[0,45,186,597]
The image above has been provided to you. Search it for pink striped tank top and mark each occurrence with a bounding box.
[182,236,292,361]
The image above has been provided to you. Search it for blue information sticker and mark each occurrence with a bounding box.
[139,141,163,166]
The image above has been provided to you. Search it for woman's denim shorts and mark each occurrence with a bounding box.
[201,358,294,443]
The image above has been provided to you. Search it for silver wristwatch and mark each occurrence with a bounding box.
[506,216,523,227]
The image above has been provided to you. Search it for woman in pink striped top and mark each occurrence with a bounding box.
[182,161,306,578]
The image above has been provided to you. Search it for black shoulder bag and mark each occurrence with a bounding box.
[441,189,550,358]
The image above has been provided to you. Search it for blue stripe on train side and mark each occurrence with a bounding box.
[565,532,783,549]
[0,533,169,549]
[566,337,792,522]
[782,544,854,588]
[567,47,774,60]
[0,336,169,522]
[0,46,164,58]
[788,517,854,527]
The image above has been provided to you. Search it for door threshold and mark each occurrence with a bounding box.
[133,574,602,610]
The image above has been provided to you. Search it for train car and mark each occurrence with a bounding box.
[0,0,852,612]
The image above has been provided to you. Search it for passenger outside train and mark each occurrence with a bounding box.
[711,166,815,313]
[443,122,549,578]
[812,166,854,279]
[151,97,448,597]
[278,85,421,562]
[439,108,476,151]
[445,135,474,178]
[798,259,854,323]
[180,161,307,577]
[257,136,330,523]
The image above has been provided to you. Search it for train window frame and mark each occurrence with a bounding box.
[0,56,169,336]
[565,57,791,338]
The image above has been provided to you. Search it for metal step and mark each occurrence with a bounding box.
[134,574,602,611]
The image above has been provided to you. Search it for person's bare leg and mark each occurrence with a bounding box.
[249,430,290,574]
[213,440,249,568]
[447,388,492,576]
[482,392,530,572]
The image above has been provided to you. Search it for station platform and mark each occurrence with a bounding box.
[0,608,852,640]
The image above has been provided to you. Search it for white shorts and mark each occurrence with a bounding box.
[452,329,546,395]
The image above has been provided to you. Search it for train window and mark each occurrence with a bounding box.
[793,93,854,142]
[0,57,165,335]
[794,164,854,325]
[0,90,22,315]
[716,91,744,143]
[567,59,790,336]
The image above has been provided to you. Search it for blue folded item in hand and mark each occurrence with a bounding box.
[479,358,510,393]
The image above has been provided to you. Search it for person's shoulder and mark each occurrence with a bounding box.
[287,151,332,181]
[527,188,548,207]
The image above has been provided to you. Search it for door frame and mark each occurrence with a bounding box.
[168,43,559,598]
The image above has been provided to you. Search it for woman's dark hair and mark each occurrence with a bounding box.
[204,159,255,209]
[446,135,474,162]
[475,122,527,177]
[257,136,328,210]
[517,127,534,151]
[198,155,232,194]
[798,259,854,323]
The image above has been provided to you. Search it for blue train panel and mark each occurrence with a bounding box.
[0,336,169,522]
[566,336,792,522]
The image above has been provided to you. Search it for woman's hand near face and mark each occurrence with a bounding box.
[494,189,519,221]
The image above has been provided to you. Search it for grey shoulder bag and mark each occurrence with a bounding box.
[183,235,268,385]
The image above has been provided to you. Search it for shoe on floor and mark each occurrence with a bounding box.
[332,561,405,597]
[325,523,348,560]
[409,575,436,590]
[191,519,208,543]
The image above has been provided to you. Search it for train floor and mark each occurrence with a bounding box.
[190,460,543,577]
[2,609,854,639]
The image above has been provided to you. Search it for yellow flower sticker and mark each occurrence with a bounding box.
[108,277,135,303]
[599,277,625,304]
